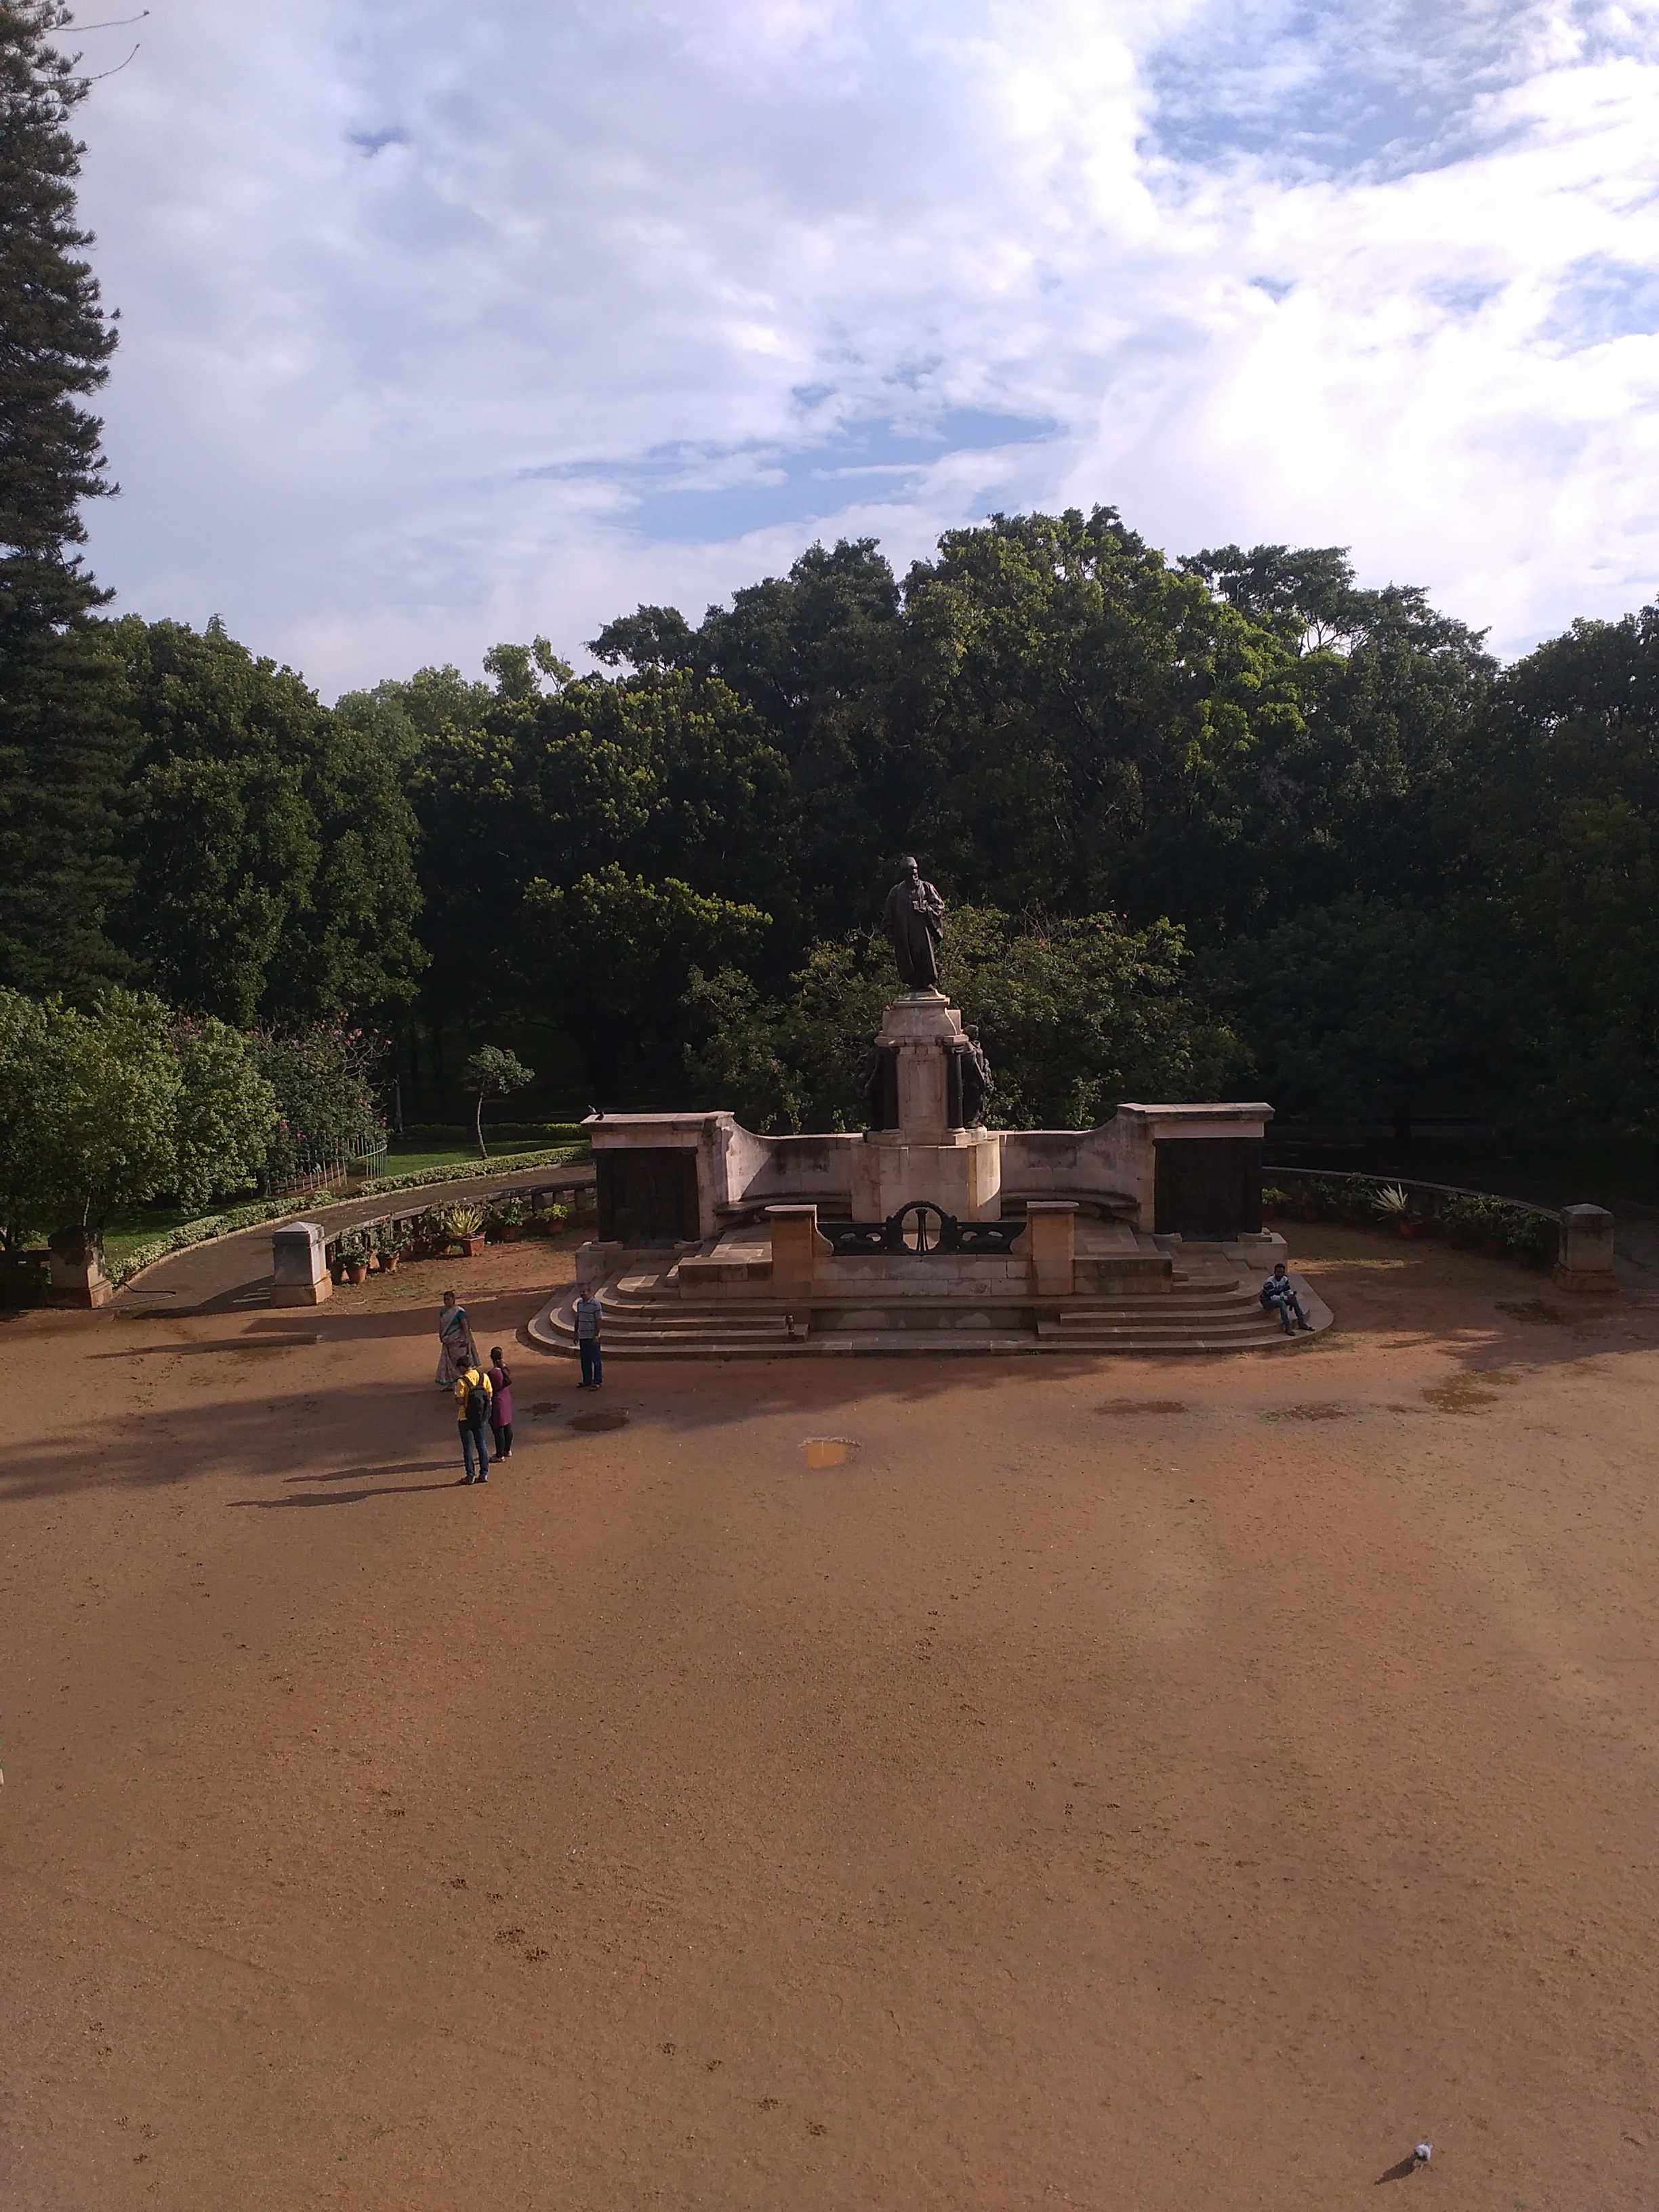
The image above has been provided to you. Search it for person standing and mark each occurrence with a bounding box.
[435,1289,474,1388]
[454,1357,493,1483]
[487,1345,514,1461]
[573,1287,603,1388]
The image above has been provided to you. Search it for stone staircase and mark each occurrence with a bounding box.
[529,1248,1330,1360]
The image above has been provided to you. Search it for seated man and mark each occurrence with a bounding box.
[1261,1259,1313,1335]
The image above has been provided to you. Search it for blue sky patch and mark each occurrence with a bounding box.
[524,408,1063,544]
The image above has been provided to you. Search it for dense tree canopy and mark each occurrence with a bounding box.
[8,7,1659,1193]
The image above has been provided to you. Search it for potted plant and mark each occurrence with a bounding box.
[489,1195,529,1242]
[1371,1183,1423,1238]
[1260,1185,1288,1224]
[375,1218,410,1273]
[337,1229,371,1286]
[533,1201,570,1238]
[438,1204,487,1258]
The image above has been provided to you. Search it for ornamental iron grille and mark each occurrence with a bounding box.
[822,1204,1025,1258]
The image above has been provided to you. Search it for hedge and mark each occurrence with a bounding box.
[113,1143,590,1288]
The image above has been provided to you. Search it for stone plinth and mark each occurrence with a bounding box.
[577,1238,626,1289]
[47,1227,112,1309]
[852,1128,1002,1223]
[850,991,1004,1221]
[766,1204,833,1299]
[1025,1201,1078,1296]
[876,991,962,1143]
[270,1221,332,1307]
[1553,1203,1618,1294]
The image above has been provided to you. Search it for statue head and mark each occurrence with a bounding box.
[899,854,919,880]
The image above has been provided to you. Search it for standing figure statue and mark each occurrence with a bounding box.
[881,856,945,992]
[960,1024,994,1127]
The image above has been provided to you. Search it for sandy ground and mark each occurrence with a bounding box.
[2,1227,1656,2211]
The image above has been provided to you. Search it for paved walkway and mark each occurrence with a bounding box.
[114,1158,595,1317]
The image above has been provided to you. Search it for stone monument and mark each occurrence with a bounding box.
[853,861,1001,1220]
[543,859,1301,1357]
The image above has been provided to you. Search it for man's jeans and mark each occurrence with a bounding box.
[459,1420,491,1479]
[579,1338,602,1387]
[1263,1288,1307,1335]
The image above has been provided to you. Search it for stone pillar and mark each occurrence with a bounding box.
[766,1204,829,1300]
[1025,1201,1078,1297]
[1553,1204,1618,1295]
[47,1227,112,1309]
[270,1221,332,1307]
[576,1239,625,1290]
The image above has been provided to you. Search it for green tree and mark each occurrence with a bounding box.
[110,618,424,1025]
[1469,603,1659,1133]
[462,1043,535,1158]
[0,2,116,640]
[521,866,769,1099]
[684,905,1238,1132]
[1204,893,1535,1137]
[19,989,180,1230]
[170,1015,277,1211]
[0,985,52,1242]
[251,1023,384,1178]
[0,5,133,998]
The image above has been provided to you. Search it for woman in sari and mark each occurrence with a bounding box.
[435,1289,474,1387]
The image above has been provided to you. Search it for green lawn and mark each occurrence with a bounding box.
[379,1134,577,1178]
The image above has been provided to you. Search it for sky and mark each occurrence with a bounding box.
[64,0,1659,697]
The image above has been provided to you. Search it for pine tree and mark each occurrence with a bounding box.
[0,1,133,996]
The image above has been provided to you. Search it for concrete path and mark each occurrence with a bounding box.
[114,1158,594,1317]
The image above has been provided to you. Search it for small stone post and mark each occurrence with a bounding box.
[1553,1204,1618,1295]
[47,1227,112,1309]
[576,1239,624,1290]
[767,1204,828,1301]
[270,1221,332,1307]
[1025,1200,1078,1298]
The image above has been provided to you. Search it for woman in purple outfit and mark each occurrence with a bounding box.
[487,1345,514,1461]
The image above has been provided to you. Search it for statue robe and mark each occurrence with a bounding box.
[882,876,944,989]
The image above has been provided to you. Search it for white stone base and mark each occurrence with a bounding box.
[851,1127,1002,1222]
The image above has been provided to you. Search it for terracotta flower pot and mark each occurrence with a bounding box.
[501,1224,523,1242]
[346,1263,367,1285]
[1398,1218,1426,1240]
[462,1233,487,1258]
[1301,1204,1322,1223]
[1260,1205,1276,1224]
[382,1251,400,1273]
[1481,1235,1506,1258]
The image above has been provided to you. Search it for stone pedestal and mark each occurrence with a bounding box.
[766,1205,832,1299]
[1025,1201,1078,1296]
[47,1227,112,1309]
[576,1239,625,1289]
[1553,1203,1618,1295]
[852,991,1003,1221]
[270,1221,333,1307]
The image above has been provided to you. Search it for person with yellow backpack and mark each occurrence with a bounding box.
[454,1357,493,1484]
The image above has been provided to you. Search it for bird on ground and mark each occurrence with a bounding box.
[1414,2142,1433,2167]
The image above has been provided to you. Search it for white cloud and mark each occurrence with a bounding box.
[66,0,1659,693]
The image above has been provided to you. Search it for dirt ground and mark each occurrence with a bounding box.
[2,1227,1656,2211]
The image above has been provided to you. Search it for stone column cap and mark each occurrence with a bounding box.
[1559,1202,1614,1225]
[1025,1198,1080,1214]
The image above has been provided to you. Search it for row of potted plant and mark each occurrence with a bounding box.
[329,1196,588,1283]
[1261,1177,1556,1261]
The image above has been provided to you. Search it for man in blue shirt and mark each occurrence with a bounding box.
[574,1288,603,1387]
[1261,1261,1312,1336]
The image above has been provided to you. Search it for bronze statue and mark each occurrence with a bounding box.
[960,1024,994,1126]
[881,856,945,991]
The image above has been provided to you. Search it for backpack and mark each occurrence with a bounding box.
[462,1371,491,1426]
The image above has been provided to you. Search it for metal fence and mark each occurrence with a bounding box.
[260,1135,388,1200]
